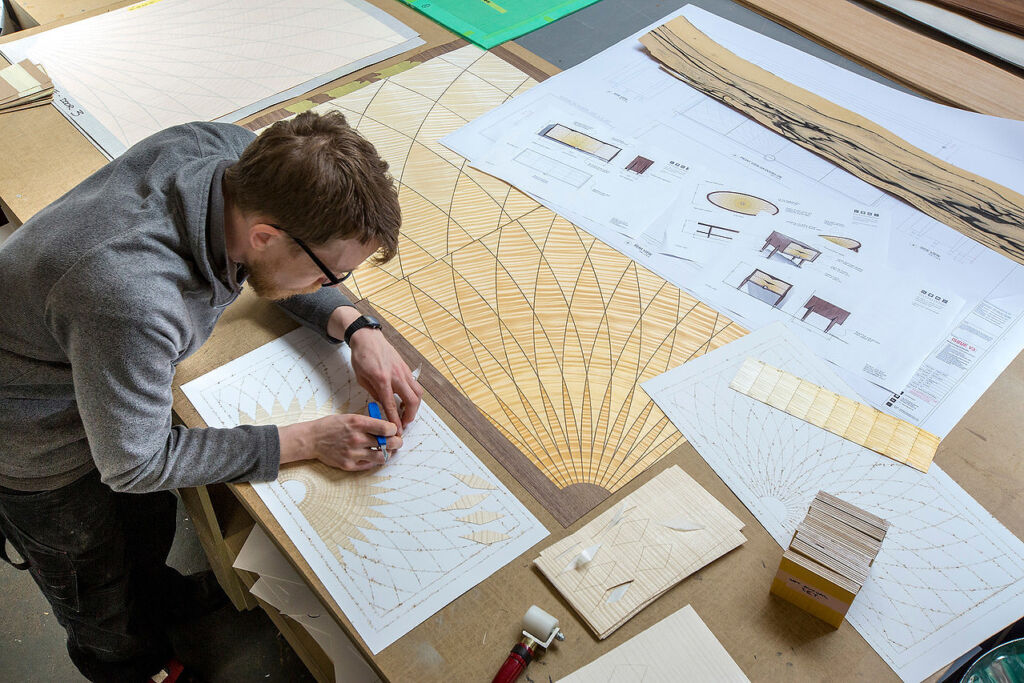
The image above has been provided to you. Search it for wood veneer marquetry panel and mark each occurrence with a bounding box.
[730,357,939,471]
[249,44,747,526]
[640,17,1024,266]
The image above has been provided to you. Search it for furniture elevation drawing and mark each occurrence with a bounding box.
[802,295,851,332]
[819,235,862,252]
[761,230,821,266]
[697,222,739,240]
[738,269,792,307]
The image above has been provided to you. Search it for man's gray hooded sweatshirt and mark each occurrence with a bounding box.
[0,122,352,492]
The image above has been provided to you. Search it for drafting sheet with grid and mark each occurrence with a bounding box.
[0,0,422,158]
[643,323,1024,683]
[182,327,547,653]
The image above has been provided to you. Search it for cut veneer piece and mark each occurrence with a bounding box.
[533,466,745,639]
[558,604,749,682]
[639,16,1024,266]
[730,357,939,471]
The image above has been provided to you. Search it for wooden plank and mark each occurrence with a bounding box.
[727,0,1024,118]
[639,16,1024,265]
[927,0,1024,36]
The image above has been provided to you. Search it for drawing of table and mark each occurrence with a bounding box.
[761,231,821,266]
[738,269,792,307]
[802,295,851,332]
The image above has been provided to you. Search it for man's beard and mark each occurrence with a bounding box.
[246,252,321,301]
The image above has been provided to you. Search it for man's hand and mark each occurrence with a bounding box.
[279,414,402,471]
[328,306,423,433]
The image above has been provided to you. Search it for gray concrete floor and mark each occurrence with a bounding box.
[0,496,315,682]
[0,0,927,679]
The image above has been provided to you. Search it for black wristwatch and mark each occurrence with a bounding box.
[343,315,382,345]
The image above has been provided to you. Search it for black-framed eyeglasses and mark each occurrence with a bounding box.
[271,224,352,287]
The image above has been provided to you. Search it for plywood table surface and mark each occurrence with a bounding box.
[6,0,114,28]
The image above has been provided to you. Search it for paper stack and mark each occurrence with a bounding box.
[0,59,52,113]
[534,466,746,639]
[771,491,889,628]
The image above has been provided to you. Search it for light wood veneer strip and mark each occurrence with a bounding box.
[730,357,939,472]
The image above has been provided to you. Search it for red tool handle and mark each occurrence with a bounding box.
[492,652,528,683]
[492,642,534,683]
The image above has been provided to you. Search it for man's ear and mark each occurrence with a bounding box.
[249,222,281,252]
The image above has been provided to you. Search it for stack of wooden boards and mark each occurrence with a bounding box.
[0,59,51,113]
[771,491,889,628]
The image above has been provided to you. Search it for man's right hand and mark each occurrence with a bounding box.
[278,414,402,471]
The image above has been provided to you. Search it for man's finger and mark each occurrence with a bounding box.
[396,376,422,427]
[380,389,402,435]
[351,414,397,437]
[350,459,380,471]
[384,435,403,452]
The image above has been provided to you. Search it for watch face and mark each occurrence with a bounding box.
[363,315,381,328]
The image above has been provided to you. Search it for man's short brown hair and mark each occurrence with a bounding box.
[225,111,400,263]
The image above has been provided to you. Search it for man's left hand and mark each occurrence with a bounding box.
[329,307,422,433]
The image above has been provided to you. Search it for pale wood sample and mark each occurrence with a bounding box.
[248,44,746,526]
[727,0,1024,118]
[557,604,749,682]
[730,357,939,471]
[534,466,746,639]
[640,16,1024,266]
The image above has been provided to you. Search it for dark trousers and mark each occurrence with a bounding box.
[0,469,178,682]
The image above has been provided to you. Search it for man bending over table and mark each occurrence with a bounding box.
[0,111,422,682]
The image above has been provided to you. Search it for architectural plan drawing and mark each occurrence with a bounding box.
[643,324,1024,683]
[558,604,749,682]
[443,4,1024,437]
[245,43,746,527]
[0,0,422,158]
[182,326,548,653]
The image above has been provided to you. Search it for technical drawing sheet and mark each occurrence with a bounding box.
[443,4,1024,438]
[182,327,548,653]
[643,323,1024,683]
[0,0,423,158]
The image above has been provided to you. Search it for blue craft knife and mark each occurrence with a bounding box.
[367,401,389,462]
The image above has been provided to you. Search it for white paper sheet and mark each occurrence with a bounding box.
[183,327,548,653]
[238,527,381,683]
[444,4,1024,436]
[557,604,749,682]
[0,0,423,158]
[643,324,1024,683]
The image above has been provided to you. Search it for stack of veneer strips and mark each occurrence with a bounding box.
[0,59,53,113]
[771,491,889,628]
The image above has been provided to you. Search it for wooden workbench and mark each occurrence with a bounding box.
[2,2,1022,680]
